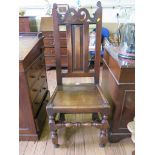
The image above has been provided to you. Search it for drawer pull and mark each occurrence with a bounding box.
[42,87,46,90]
[40,64,44,68]
[41,75,46,78]
[32,89,37,92]
[30,75,36,78]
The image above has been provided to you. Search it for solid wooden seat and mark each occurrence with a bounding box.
[46,1,110,148]
[47,84,109,113]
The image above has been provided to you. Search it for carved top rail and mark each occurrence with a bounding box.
[53,1,102,24]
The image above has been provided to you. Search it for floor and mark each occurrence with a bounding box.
[19,69,134,155]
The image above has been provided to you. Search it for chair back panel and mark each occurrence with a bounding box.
[52,1,102,85]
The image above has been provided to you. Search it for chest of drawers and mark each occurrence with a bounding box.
[19,32,50,140]
[42,31,68,69]
[40,17,68,69]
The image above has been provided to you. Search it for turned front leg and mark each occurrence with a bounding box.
[49,115,59,148]
[99,115,109,147]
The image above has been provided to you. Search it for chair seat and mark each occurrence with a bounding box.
[47,84,110,113]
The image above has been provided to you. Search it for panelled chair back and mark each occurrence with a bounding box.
[53,2,102,85]
[46,1,110,148]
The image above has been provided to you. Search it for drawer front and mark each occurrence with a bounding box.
[35,91,50,133]
[45,56,56,66]
[42,31,66,38]
[61,56,68,66]
[19,18,30,32]
[30,71,46,103]
[43,38,67,47]
[26,55,45,88]
[45,56,68,67]
[33,81,48,116]
[44,48,67,56]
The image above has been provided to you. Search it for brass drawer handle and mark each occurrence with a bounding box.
[30,75,36,78]
[32,89,37,92]
[42,87,46,90]
[41,75,46,78]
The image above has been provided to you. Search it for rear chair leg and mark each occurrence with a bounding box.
[99,115,108,147]
[59,113,65,122]
[92,113,100,122]
[49,115,59,148]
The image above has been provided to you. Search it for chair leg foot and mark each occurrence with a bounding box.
[99,143,106,147]
[99,115,109,147]
[54,144,60,148]
[49,114,59,147]
[99,129,108,146]
[51,130,59,146]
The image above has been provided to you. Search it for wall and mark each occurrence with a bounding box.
[20,0,134,33]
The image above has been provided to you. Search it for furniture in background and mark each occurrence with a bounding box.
[19,16,38,32]
[46,2,110,148]
[19,32,50,140]
[101,48,135,142]
[40,17,67,70]
[19,17,30,32]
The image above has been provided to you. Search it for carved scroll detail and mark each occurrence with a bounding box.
[53,1,102,24]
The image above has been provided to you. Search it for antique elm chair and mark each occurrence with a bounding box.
[46,1,110,148]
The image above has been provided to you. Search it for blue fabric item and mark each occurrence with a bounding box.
[90,27,110,57]
[101,27,110,38]
[93,27,110,39]
[90,50,104,57]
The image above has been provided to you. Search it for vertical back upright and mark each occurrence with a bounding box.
[83,22,89,72]
[66,24,73,73]
[94,2,102,84]
[52,4,62,85]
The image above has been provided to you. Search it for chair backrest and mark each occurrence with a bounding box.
[52,1,102,85]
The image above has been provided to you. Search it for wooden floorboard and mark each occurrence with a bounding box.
[19,69,134,155]
[19,141,29,155]
[24,141,38,155]
[19,115,134,155]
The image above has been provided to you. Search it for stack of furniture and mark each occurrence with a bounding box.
[101,48,135,142]
[40,17,67,69]
[19,32,50,140]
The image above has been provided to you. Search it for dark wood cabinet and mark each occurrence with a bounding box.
[40,17,68,69]
[42,31,68,69]
[19,17,30,32]
[101,49,135,142]
[19,33,50,141]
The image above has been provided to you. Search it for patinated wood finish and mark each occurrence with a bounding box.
[101,49,135,142]
[52,1,102,85]
[19,33,50,140]
[19,17,30,32]
[46,1,111,148]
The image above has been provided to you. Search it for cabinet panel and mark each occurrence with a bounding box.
[101,50,135,142]
[44,48,67,56]
[19,17,30,32]
[119,91,135,128]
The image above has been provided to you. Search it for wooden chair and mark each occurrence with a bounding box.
[46,1,110,148]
